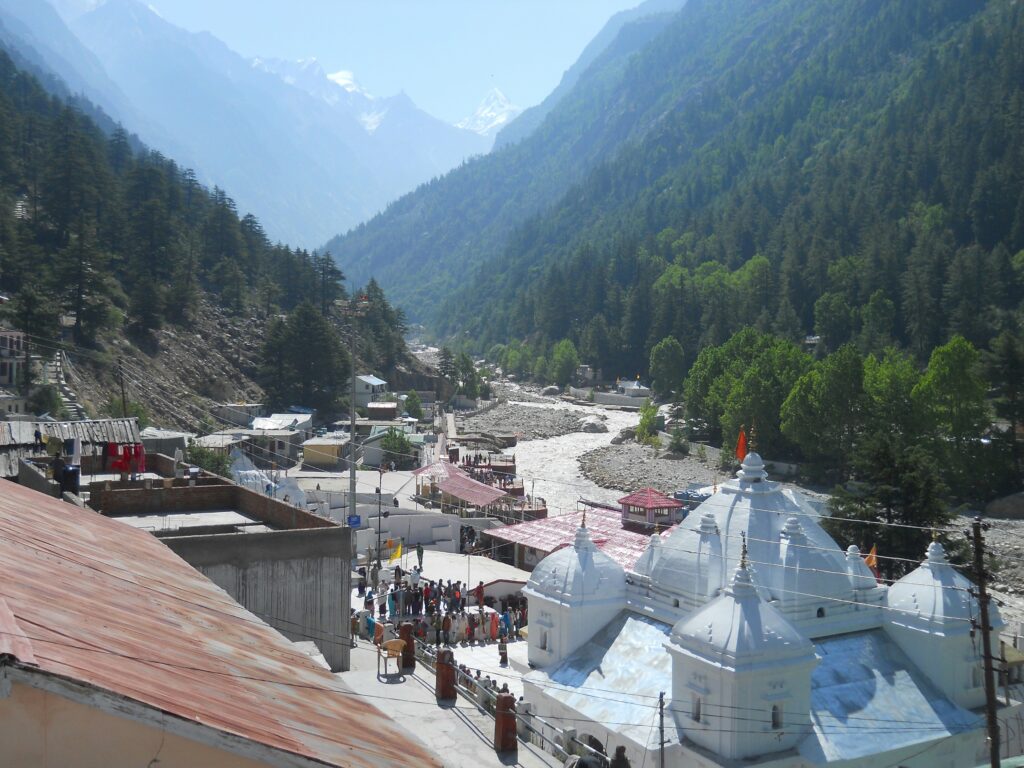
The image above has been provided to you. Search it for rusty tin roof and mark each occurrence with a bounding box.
[0,479,441,767]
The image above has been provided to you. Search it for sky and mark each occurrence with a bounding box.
[143,0,645,122]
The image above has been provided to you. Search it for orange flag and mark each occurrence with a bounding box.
[735,428,748,461]
[864,544,881,581]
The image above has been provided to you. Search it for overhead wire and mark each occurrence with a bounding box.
[0,627,979,737]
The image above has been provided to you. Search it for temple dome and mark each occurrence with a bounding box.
[887,541,1002,634]
[669,559,816,669]
[527,523,625,605]
[645,453,866,612]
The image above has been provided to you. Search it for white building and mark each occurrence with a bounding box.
[355,374,388,407]
[522,453,1024,767]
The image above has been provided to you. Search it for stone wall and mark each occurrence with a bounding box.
[165,526,352,671]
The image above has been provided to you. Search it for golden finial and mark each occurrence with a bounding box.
[749,422,758,454]
[932,527,939,542]
[740,532,748,569]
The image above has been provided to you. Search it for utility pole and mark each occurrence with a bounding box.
[336,295,368,539]
[117,358,127,418]
[659,691,665,768]
[973,515,1001,768]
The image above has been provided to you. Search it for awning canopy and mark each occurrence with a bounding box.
[437,472,506,507]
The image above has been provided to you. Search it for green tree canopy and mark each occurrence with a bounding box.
[381,428,414,470]
[549,338,580,387]
[405,390,424,420]
[649,336,686,397]
[780,344,866,473]
[259,301,350,414]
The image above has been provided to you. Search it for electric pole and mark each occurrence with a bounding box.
[659,690,665,768]
[972,515,1001,768]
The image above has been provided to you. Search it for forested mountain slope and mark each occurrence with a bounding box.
[442,0,1023,379]
[322,0,694,314]
[493,0,685,150]
[0,48,417,427]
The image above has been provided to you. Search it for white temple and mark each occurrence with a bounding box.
[522,453,1024,767]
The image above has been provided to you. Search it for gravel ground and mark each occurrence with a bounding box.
[460,402,597,441]
[966,515,1024,629]
[579,442,723,493]
[489,380,556,404]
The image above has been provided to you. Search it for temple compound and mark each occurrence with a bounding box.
[523,453,1024,767]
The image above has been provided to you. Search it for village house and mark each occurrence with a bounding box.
[210,402,266,427]
[0,480,442,768]
[86,475,351,671]
[354,373,388,407]
[615,377,651,398]
[0,327,24,388]
[0,388,26,417]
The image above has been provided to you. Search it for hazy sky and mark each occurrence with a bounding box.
[145,0,644,122]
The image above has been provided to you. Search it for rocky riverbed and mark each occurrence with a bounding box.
[579,441,724,493]
[460,402,606,441]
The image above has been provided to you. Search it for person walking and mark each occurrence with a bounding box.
[416,542,424,569]
[442,611,452,645]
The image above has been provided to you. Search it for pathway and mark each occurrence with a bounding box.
[338,641,561,768]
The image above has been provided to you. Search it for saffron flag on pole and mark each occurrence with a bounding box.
[864,544,881,581]
[390,541,402,563]
[736,428,748,462]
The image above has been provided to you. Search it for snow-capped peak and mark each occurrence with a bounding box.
[327,70,366,95]
[455,88,521,137]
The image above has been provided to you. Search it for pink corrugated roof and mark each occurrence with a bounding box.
[0,479,441,768]
[485,507,665,570]
[412,459,467,480]
[437,472,506,507]
[617,487,684,509]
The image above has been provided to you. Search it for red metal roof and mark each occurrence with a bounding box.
[412,459,467,480]
[484,508,665,571]
[437,472,507,507]
[617,487,684,510]
[0,479,441,768]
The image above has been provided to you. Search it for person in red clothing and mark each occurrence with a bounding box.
[474,580,485,611]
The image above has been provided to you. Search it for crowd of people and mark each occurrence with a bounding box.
[358,561,527,647]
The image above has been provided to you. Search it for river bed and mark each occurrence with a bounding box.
[502,398,638,517]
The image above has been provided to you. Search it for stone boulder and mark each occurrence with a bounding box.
[610,427,636,445]
[578,415,608,433]
[541,385,561,396]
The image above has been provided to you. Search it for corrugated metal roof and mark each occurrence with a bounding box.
[412,459,467,480]
[0,479,442,768]
[437,473,506,507]
[486,508,661,571]
[0,418,141,478]
[617,487,683,509]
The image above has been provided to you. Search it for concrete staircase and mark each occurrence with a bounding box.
[44,352,86,420]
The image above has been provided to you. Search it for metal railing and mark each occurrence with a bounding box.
[386,622,610,767]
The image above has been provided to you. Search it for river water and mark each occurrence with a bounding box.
[503,398,638,518]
